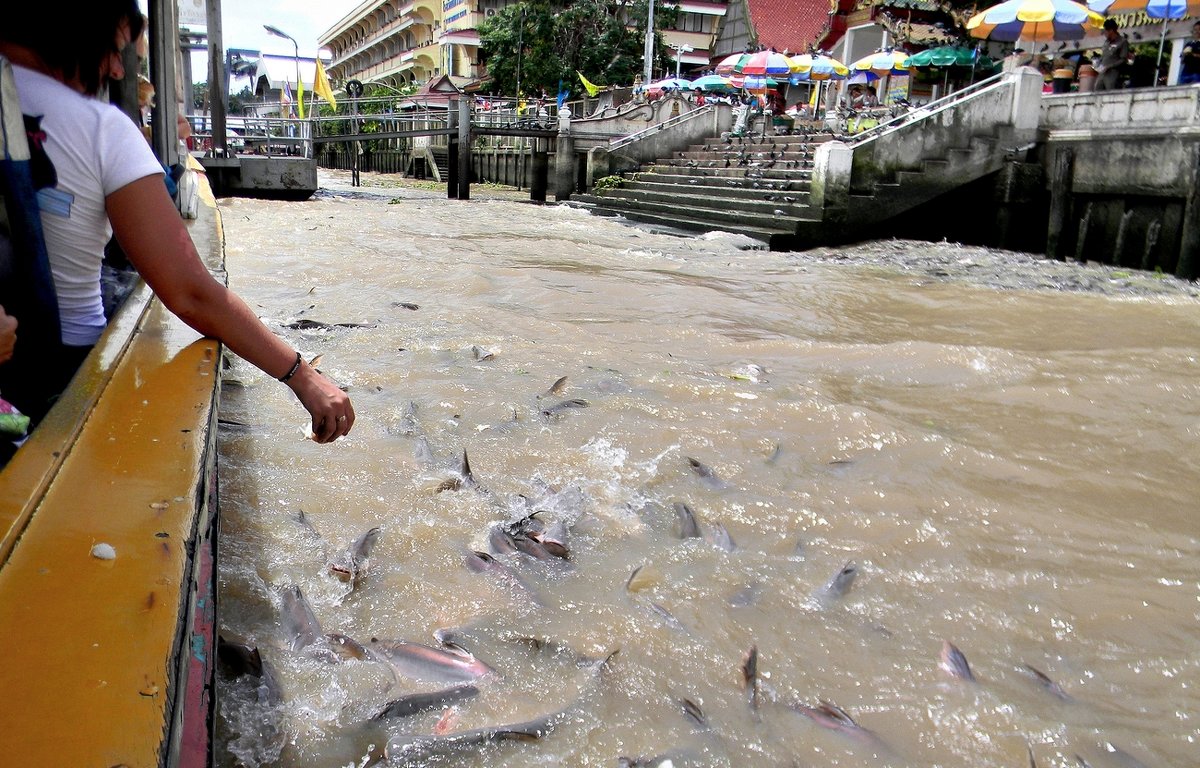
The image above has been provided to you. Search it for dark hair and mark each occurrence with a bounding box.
[0,3,144,96]
[1103,18,1119,31]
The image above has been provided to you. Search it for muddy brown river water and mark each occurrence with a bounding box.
[214,176,1198,768]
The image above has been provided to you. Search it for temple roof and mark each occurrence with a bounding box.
[745,0,834,54]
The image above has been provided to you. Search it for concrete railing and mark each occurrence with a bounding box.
[575,98,733,186]
[809,68,1043,219]
[1041,83,1200,137]
[850,68,1042,191]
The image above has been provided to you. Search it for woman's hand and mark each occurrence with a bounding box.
[0,306,17,365]
[284,361,355,443]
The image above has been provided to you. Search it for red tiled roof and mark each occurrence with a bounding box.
[745,0,833,54]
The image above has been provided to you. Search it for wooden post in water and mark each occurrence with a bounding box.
[446,100,459,199]
[205,0,228,158]
[1046,147,1073,261]
[1176,143,1200,280]
[458,99,471,201]
[530,138,549,202]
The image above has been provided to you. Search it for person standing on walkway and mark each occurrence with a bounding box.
[0,3,355,442]
[1095,19,1130,91]
[1179,22,1200,85]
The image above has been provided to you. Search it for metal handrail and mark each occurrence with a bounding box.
[608,104,714,151]
[846,72,1009,145]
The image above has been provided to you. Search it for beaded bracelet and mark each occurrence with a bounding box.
[278,351,302,382]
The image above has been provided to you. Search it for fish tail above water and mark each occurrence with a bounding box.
[217,634,263,678]
[681,697,708,729]
[329,526,382,584]
[705,521,736,552]
[742,645,760,711]
[538,376,568,399]
[940,640,975,682]
[673,502,702,539]
[1020,664,1072,701]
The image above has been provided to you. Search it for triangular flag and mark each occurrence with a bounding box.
[314,58,337,108]
[576,70,601,97]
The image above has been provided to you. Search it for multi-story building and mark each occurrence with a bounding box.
[319,0,451,89]
[320,0,736,91]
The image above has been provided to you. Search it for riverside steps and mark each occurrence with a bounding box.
[565,67,1200,279]
[570,130,833,246]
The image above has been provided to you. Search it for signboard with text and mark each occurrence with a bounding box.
[179,0,207,27]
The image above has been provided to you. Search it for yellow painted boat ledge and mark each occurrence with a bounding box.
[0,160,223,767]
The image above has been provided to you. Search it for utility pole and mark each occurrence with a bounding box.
[516,6,527,103]
[643,0,655,85]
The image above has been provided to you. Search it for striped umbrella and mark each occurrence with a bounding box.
[715,53,750,76]
[739,50,796,76]
[1087,0,1200,81]
[788,53,850,81]
[967,0,1104,41]
[690,74,735,92]
[1087,0,1199,13]
[850,50,913,76]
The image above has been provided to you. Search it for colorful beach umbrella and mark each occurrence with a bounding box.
[1087,0,1200,13]
[1087,0,1200,81]
[967,0,1104,41]
[690,74,735,92]
[739,50,796,76]
[715,53,750,76]
[788,53,849,82]
[647,77,694,93]
[850,50,912,76]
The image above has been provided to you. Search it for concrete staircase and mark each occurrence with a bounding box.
[570,131,836,246]
[843,127,1020,224]
[569,71,1044,250]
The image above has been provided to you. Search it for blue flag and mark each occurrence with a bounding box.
[556,79,568,109]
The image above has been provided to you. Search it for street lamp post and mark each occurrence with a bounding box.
[264,24,300,118]
[671,43,694,79]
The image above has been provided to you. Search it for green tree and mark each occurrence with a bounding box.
[229,86,254,114]
[479,0,676,98]
[192,81,208,111]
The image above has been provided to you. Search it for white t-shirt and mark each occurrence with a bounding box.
[12,66,165,345]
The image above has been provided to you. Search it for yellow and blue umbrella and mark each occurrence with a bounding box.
[1087,0,1200,81]
[850,49,912,76]
[788,53,850,81]
[967,0,1104,41]
[1087,0,1200,13]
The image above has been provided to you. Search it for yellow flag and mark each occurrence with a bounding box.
[297,73,305,118]
[577,70,601,97]
[314,58,337,108]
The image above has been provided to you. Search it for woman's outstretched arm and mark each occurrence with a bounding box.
[106,174,354,443]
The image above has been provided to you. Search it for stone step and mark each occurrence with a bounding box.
[670,152,816,167]
[598,186,812,217]
[623,178,811,202]
[565,199,797,244]
[708,132,836,148]
[641,165,813,184]
[572,192,808,233]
